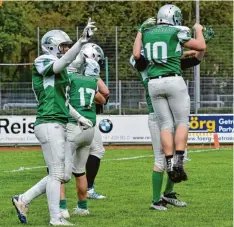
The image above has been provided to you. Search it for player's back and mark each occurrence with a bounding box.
[69,73,98,126]
[142,24,191,77]
[32,54,70,126]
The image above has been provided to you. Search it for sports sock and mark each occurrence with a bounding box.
[78,200,88,209]
[59,199,67,209]
[152,171,164,203]
[165,155,173,170]
[86,155,101,188]
[176,150,185,155]
[46,176,61,222]
[21,176,47,204]
[164,177,174,195]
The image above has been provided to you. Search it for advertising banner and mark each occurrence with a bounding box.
[0,115,233,145]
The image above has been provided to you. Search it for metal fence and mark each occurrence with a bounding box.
[0,25,233,115]
[0,76,232,115]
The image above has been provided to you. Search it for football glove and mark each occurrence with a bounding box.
[81,18,97,43]
[202,25,215,43]
[137,17,156,33]
[78,115,93,129]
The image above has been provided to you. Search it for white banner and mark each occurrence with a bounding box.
[0,115,233,145]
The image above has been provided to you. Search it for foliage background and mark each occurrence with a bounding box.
[0,1,233,82]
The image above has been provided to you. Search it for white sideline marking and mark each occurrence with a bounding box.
[5,165,47,172]
[4,148,228,173]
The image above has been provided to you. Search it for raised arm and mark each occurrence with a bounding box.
[53,18,97,74]
[183,23,206,51]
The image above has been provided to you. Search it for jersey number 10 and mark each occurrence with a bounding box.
[145,41,167,63]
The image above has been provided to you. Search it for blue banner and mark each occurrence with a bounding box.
[189,114,234,133]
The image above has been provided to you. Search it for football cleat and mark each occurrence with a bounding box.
[49,218,74,226]
[162,191,187,207]
[72,207,90,215]
[150,199,168,211]
[167,154,188,183]
[173,153,188,182]
[60,208,70,219]
[12,195,29,224]
[87,187,106,199]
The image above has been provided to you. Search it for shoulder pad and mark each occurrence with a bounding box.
[174,25,190,32]
[34,54,57,64]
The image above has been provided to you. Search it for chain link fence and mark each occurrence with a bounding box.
[0,77,232,115]
[0,26,232,115]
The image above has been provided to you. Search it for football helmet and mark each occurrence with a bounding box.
[41,30,73,58]
[157,4,183,26]
[81,43,105,64]
[84,58,100,77]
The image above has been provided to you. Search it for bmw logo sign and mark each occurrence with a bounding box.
[99,119,113,133]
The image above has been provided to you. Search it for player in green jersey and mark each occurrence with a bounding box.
[59,55,106,218]
[70,43,109,200]
[12,19,97,226]
[130,46,207,210]
[133,4,206,183]
[80,44,109,200]
[59,44,109,219]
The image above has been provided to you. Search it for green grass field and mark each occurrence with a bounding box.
[0,147,232,227]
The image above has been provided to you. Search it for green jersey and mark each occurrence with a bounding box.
[68,73,98,126]
[32,55,71,126]
[129,56,154,114]
[142,25,191,77]
[138,70,154,114]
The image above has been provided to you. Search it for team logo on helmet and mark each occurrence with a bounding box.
[99,119,113,133]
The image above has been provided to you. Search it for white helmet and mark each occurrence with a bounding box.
[41,30,73,58]
[81,43,105,64]
[84,58,100,77]
[157,4,183,26]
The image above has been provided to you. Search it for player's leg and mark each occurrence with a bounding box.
[162,146,189,207]
[36,123,73,225]
[162,180,187,207]
[12,176,48,224]
[86,126,106,199]
[59,126,75,219]
[60,183,70,219]
[72,127,94,215]
[167,76,190,181]
[59,123,84,218]
[148,80,180,183]
[148,113,167,211]
[72,173,90,215]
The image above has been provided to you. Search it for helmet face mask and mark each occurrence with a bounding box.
[81,43,105,65]
[84,58,100,77]
[173,10,183,26]
[41,30,73,58]
[157,4,183,26]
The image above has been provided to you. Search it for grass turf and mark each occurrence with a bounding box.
[0,147,232,227]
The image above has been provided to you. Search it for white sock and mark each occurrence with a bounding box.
[46,176,61,222]
[21,176,48,204]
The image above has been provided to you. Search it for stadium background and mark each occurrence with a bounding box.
[0,2,232,227]
[0,1,233,146]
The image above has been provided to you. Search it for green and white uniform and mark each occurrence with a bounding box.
[130,56,165,170]
[33,55,70,126]
[32,54,73,181]
[83,58,106,160]
[142,25,191,131]
[67,73,98,174]
[31,54,73,222]
[142,25,191,77]
[139,71,166,169]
